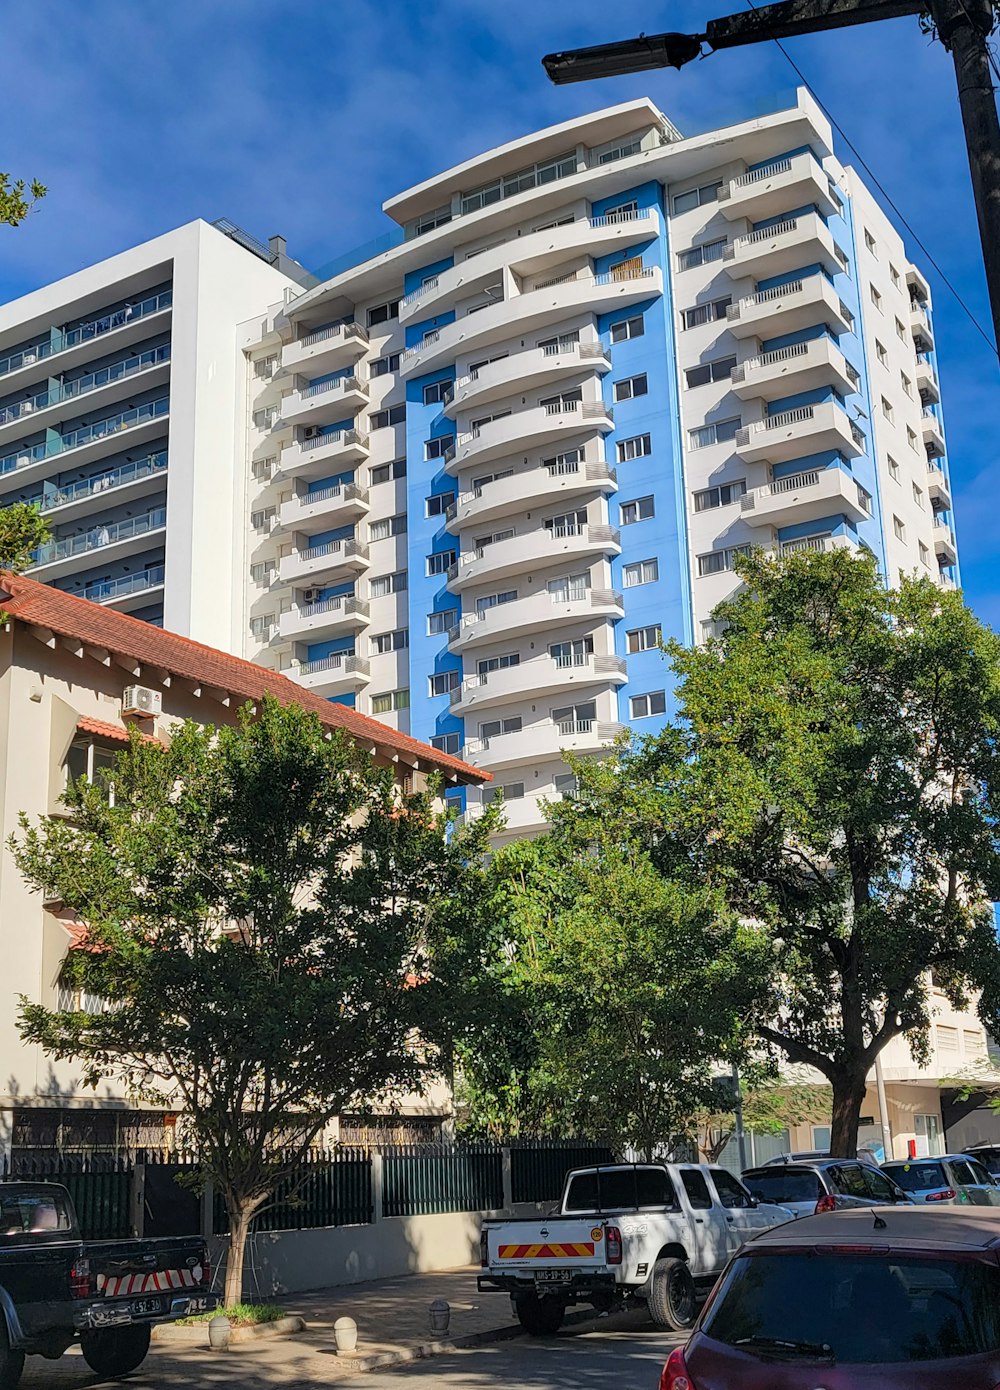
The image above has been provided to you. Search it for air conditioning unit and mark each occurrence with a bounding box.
[121,685,162,718]
[20,400,34,415]
[302,589,318,604]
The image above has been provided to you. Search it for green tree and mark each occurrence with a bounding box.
[0,172,46,227]
[0,502,48,573]
[12,697,484,1304]
[664,548,1000,1156]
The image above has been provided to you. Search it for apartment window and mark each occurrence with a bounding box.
[64,738,118,801]
[250,560,276,584]
[895,316,907,342]
[864,229,877,255]
[249,613,275,640]
[620,495,655,525]
[370,458,406,484]
[547,574,588,603]
[682,297,732,330]
[427,608,457,636]
[427,550,456,576]
[554,772,580,800]
[430,732,461,756]
[919,540,930,567]
[677,238,727,271]
[250,506,276,532]
[423,379,453,406]
[550,637,593,668]
[538,389,581,414]
[906,425,919,451]
[538,330,580,354]
[597,132,643,163]
[697,544,751,577]
[251,455,276,481]
[425,492,454,518]
[694,479,747,511]
[630,690,667,718]
[369,514,407,542]
[685,355,736,389]
[888,454,900,481]
[370,570,407,597]
[476,527,515,554]
[881,396,894,423]
[672,181,722,213]
[370,404,405,430]
[253,405,277,429]
[870,284,883,312]
[543,449,582,476]
[624,558,658,588]
[876,340,888,366]
[468,351,509,377]
[460,150,576,215]
[614,373,648,401]
[371,688,409,713]
[912,482,925,509]
[689,417,740,449]
[477,588,517,613]
[617,433,652,462]
[627,624,662,653]
[367,300,399,328]
[425,435,454,461]
[429,671,461,697]
[412,205,452,237]
[544,510,585,538]
[494,782,525,802]
[254,354,278,379]
[610,314,644,343]
[533,213,575,231]
[473,468,514,492]
[893,515,906,541]
[478,652,520,675]
[901,371,913,398]
[370,628,409,655]
[890,264,901,288]
[369,352,400,377]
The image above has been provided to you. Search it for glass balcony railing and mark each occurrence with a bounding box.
[0,346,171,426]
[0,291,173,382]
[82,565,165,603]
[30,507,167,567]
[0,397,169,477]
[39,450,168,512]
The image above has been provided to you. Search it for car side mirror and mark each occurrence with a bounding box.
[748,1197,759,1208]
[893,1188,909,1202]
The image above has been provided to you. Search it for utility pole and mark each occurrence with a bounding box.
[543,0,1000,359]
[731,1063,748,1171]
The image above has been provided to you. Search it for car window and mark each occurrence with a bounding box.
[0,1191,72,1236]
[951,1160,978,1186]
[884,1162,947,1192]
[679,1169,713,1210]
[973,1147,1000,1172]
[741,1169,820,1205]
[969,1161,995,1186]
[564,1167,677,1213]
[861,1166,898,1201]
[830,1164,869,1199]
[710,1168,753,1209]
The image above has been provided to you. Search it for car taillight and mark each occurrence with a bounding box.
[201,1252,212,1287]
[660,1346,697,1390]
[605,1225,623,1265]
[70,1256,94,1299]
[480,1230,489,1267]
[925,1188,957,1202]
[815,1194,837,1213]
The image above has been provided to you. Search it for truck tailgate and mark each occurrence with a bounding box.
[84,1237,208,1299]
[486,1219,608,1271]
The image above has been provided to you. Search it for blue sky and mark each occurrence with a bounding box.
[3,1,997,622]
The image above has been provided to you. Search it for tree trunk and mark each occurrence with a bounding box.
[828,1070,868,1158]
[224,1202,255,1308]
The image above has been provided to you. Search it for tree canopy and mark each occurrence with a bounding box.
[0,502,48,574]
[0,172,46,228]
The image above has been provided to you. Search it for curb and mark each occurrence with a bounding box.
[153,1315,306,1345]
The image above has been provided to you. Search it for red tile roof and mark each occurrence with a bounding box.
[1,572,487,784]
[77,716,160,745]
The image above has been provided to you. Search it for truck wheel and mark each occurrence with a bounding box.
[0,1322,24,1390]
[515,1293,566,1336]
[647,1257,696,1332]
[80,1325,151,1378]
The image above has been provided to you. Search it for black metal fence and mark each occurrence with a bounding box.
[382,1143,504,1217]
[212,1148,373,1234]
[509,1141,615,1204]
[2,1153,133,1240]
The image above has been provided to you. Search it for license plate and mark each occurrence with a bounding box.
[535,1270,573,1284]
[129,1297,164,1316]
[92,1309,132,1328]
[185,1296,210,1314]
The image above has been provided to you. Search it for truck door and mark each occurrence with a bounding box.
[0,1188,75,1338]
[676,1168,729,1275]
[707,1167,771,1251]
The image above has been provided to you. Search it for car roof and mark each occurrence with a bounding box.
[747,1205,1000,1252]
[743,1159,851,1176]
[883,1154,979,1165]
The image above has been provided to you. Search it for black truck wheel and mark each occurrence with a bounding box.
[0,1322,24,1390]
[647,1256,696,1332]
[515,1292,566,1336]
[80,1324,151,1378]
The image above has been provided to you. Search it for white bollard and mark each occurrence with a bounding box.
[334,1315,359,1356]
[208,1314,231,1351]
[429,1299,451,1336]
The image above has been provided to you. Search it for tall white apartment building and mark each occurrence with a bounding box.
[240,87,956,838]
[0,219,309,647]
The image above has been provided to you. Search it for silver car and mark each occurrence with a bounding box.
[882,1154,1000,1206]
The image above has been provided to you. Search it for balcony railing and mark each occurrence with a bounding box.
[39,450,168,512]
[297,595,369,621]
[294,481,369,508]
[82,564,165,603]
[723,218,799,262]
[732,157,793,188]
[0,290,173,383]
[299,537,369,564]
[299,653,370,678]
[30,507,167,567]
[298,322,368,350]
[301,373,366,400]
[0,346,171,425]
[0,397,170,477]
[299,427,369,453]
[779,535,832,555]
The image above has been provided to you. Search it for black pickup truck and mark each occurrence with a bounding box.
[0,1181,215,1387]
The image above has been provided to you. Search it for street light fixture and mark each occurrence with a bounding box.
[542,32,705,85]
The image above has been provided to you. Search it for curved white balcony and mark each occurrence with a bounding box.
[740,467,871,529]
[448,342,611,416]
[447,523,621,591]
[400,208,659,323]
[463,718,625,771]
[915,354,940,406]
[450,399,613,472]
[278,594,370,645]
[0,346,171,446]
[465,792,547,835]
[279,536,370,586]
[718,152,841,221]
[280,373,369,428]
[278,481,370,535]
[293,653,371,698]
[280,322,368,379]
[736,402,865,465]
[926,462,952,511]
[933,519,957,566]
[726,277,853,341]
[277,428,370,482]
[450,652,627,714]
[910,304,935,352]
[730,337,854,402]
[400,267,663,379]
[80,564,165,612]
[447,461,617,533]
[38,450,168,525]
[721,212,845,283]
[28,507,167,581]
[448,587,624,653]
[921,411,946,459]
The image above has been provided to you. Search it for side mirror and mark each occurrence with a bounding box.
[747,1197,759,1208]
[893,1188,909,1203]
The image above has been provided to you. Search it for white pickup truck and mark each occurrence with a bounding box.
[479,1161,793,1334]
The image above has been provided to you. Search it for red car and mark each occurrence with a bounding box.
[659,1205,1000,1389]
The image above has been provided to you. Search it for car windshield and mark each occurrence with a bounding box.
[703,1252,1000,1364]
[883,1163,948,1192]
[563,1167,677,1213]
[742,1169,821,1204]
